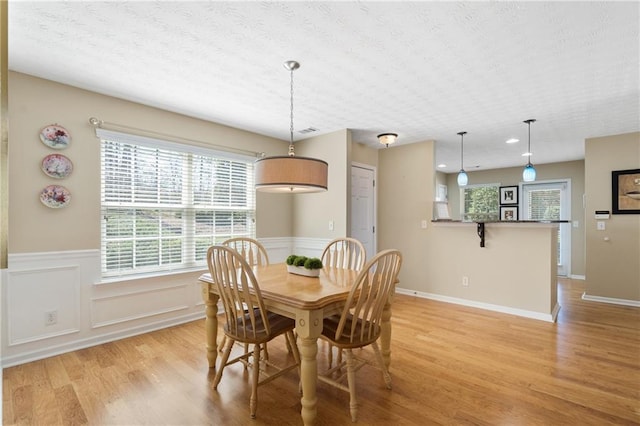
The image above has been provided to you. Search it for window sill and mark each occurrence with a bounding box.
[95,266,208,286]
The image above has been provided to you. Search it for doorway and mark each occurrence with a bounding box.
[350,164,376,258]
[521,180,571,276]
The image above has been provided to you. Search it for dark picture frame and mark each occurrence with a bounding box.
[499,186,518,205]
[500,206,518,221]
[612,169,640,214]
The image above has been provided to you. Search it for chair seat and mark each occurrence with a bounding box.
[225,309,296,344]
[321,314,380,349]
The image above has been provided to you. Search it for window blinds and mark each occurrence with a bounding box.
[99,129,255,278]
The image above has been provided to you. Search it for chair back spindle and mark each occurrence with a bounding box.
[321,237,366,271]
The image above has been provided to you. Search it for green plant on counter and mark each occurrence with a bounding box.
[286,255,323,269]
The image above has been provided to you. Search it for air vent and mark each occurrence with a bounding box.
[298,127,318,134]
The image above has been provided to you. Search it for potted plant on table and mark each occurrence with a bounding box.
[285,255,323,277]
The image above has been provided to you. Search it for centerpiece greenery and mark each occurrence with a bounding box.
[286,255,323,277]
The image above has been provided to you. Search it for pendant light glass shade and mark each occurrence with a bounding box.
[457,131,468,187]
[255,61,328,193]
[457,170,469,186]
[522,119,537,182]
[523,163,536,182]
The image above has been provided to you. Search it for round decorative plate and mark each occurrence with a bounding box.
[41,154,73,179]
[39,124,71,149]
[40,185,71,208]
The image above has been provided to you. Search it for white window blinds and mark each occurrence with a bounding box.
[99,129,255,278]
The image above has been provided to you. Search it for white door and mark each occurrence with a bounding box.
[351,164,376,259]
[521,180,571,276]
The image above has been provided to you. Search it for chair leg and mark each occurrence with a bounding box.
[372,341,392,389]
[213,337,234,390]
[344,349,358,422]
[250,344,260,419]
[218,335,227,352]
[328,343,334,367]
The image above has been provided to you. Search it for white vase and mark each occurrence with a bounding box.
[286,264,320,277]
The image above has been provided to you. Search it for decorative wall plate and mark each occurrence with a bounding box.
[39,124,71,149]
[41,154,73,178]
[40,185,71,208]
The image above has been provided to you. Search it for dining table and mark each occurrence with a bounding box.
[199,263,397,425]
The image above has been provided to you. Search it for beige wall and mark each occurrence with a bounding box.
[351,141,379,167]
[8,72,292,252]
[378,141,434,288]
[444,160,586,277]
[293,129,349,238]
[585,132,640,301]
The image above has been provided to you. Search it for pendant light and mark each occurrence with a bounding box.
[377,132,398,147]
[254,61,328,193]
[457,131,468,187]
[522,119,537,182]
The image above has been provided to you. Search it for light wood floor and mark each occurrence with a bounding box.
[3,278,639,425]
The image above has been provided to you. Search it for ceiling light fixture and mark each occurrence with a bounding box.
[254,61,328,193]
[522,119,537,182]
[457,131,468,187]
[377,132,398,147]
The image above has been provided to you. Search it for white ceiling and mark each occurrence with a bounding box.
[8,1,640,173]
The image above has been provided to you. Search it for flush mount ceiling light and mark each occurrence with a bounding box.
[377,132,398,147]
[522,119,537,182]
[457,131,468,187]
[254,61,328,193]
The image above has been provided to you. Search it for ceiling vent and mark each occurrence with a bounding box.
[298,127,318,134]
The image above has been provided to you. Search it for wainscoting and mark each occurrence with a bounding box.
[1,238,330,368]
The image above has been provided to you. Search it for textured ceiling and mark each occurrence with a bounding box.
[8,1,640,173]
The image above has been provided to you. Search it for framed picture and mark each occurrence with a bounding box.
[500,206,518,221]
[499,186,518,205]
[612,168,640,214]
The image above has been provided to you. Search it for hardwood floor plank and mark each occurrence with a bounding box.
[3,278,639,425]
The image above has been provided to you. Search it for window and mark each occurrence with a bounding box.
[99,129,255,278]
[461,184,500,221]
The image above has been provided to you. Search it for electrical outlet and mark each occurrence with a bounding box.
[462,276,469,287]
[45,310,57,326]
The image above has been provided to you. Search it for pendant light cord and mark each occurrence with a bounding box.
[288,65,295,156]
[460,133,464,170]
[524,119,536,166]
[457,131,467,171]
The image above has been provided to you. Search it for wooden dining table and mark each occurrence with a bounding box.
[199,263,396,425]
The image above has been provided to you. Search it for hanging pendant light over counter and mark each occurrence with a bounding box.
[457,131,468,187]
[255,61,328,193]
[522,119,537,182]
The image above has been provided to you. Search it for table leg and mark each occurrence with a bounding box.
[380,298,392,369]
[296,310,323,426]
[201,283,219,369]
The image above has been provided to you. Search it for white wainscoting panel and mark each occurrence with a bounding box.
[7,263,82,345]
[2,250,205,367]
[91,284,190,328]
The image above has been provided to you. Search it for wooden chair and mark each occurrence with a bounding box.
[218,237,270,356]
[222,237,269,267]
[321,237,366,271]
[318,249,402,422]
[207,245,300,419]
[321,237,367,367]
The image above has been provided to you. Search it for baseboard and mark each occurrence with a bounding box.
[1,312,204,368]
[581,292,640,307]
[396,287,559,323]
[570,274,586,280]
